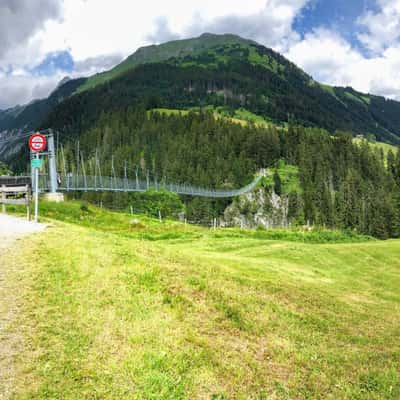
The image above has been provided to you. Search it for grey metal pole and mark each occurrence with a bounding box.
[30,150,36,188]
[34,153,39,223]
[48,132,58,193]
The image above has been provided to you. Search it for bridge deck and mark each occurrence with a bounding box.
[52,174,264,198]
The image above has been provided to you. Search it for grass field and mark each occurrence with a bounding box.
[148,107,273,129]
[6,202,400,399]
[353,137,398,157]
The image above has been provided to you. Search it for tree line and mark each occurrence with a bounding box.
[57,108,400,238]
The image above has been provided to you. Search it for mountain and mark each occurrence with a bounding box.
[1,33,399,239]
[0,77,85,133]
[77,33,257,93]
[0,77,86,159]
[1,32,400,157]
[49,33,400,144]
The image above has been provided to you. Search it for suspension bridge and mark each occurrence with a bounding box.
[1,129,265,198]
[53,173,264,198]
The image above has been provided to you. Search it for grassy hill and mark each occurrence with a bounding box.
[40,33,400,145]
[354,137,399,157]
[6,202,400,399]
[148,107,273,128]
[71,33,400,145]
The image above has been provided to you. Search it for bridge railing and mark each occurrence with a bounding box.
[54,173,263,198]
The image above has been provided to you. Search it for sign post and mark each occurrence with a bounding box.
[29,133,47,223]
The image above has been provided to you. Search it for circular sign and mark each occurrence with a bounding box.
[29,133,47,152]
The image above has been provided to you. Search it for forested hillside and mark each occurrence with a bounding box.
[40,34,400,144]
[2,33,400,154]
[2,33,400,238]
[50,108,400,239]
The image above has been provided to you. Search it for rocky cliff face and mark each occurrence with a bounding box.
[223,187,289,229]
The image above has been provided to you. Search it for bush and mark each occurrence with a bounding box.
[80,203,89,212]
[129,190,184,219]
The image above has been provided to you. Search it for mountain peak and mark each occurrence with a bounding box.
[77,33,263,93]
[57,76,71,88]
[198,32,254,42]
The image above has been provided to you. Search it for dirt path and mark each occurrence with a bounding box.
[0,215,46,399]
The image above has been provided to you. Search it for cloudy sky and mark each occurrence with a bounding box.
[0,0,399,109]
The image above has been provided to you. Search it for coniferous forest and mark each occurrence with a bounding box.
[49,108,400,239]
[3,34,400,239]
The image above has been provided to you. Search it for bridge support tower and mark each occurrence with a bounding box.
[44,130,64,202]
[43,130,64,202]
[30,130,65,203]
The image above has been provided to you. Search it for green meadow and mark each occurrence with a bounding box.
[6,202,400,399]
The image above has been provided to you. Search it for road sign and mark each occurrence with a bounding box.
[29,133,47,152]
[31,158,43,169]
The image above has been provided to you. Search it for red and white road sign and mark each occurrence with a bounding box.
[29,133,47,152]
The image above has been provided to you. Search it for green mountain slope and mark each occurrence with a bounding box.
[77,33,257,92]
[1,33,400,149]
[44,33,399,145]
[2,34,400,240]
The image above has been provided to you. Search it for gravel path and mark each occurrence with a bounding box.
[0,215,46,399]
[0,214,46,236]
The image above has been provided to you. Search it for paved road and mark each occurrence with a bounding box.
[0,215,46,399]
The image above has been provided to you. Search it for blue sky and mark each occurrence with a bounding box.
[1,0,400,108]
[294,0,378,50]
[30,51,74,76]
[29,0,377,76]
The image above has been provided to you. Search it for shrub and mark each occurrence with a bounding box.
[80,203,89,212]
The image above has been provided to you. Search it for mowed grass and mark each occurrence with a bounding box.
[148,107,274,129]
[9,203,400,399]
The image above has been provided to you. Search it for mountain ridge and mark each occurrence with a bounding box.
[1,32,400,159]
[76,33,258,92]
[44,34,400,144]
[2,33,399,240]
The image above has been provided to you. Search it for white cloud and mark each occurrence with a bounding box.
[145,17,180,44]
[72,54,125,77]
[1,0,312,108]
[143,0,309,52]
[285,0,400,100]
[357,0,400,54]
[0,0,63,68]
[183,0,308,52]
[0,73,64,109]
[286,29,363,86]
[41,0,273,61]
[3,0,400,110]
[0,52,127,109]
[286,28,400,100]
